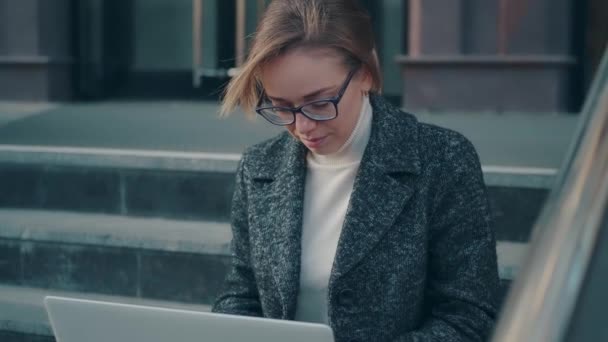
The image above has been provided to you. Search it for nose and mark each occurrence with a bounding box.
[294,112,317,135]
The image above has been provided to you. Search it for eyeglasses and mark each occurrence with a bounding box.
[255,67,359,126]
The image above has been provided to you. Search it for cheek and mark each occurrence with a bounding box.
[285,124,297,137]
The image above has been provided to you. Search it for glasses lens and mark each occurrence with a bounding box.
[301,100,337,120]
[258,107,294,125]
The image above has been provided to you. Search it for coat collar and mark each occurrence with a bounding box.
[363,94,421,175]
[249,134,307,319]
[250,94,421,318]
[250,94,421,180]
[328,95,421,288]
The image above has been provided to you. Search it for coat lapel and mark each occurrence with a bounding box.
[330,95,422,283]
[250,135,307,319]
[249,96,421,316]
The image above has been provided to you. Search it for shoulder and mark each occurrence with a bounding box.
[417,121,480,170]
[243,131,291,159]
[370,94,481,173]
[413,122,485,203]
[239,131,294,174]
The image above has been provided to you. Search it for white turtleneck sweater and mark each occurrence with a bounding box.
[295,95,373,324]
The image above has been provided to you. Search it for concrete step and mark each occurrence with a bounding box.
[0,208,523,287]
[0,284,211,341]
[0,148,237,222]
[0,209,522,340]
[0,209,231,305]
[0,101,577,169]
[0,101,574,246]
[0,147,555,243]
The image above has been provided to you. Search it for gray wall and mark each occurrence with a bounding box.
[0,0,73,100]
[133,0,193,71]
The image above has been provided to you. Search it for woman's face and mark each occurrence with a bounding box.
[260,48,371,155]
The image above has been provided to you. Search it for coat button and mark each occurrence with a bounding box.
[337,289,356,307]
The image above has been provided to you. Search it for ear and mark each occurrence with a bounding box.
[359,67,373,94]
[364,48,381,93]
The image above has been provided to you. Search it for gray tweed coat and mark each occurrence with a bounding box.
[212,94,499,342]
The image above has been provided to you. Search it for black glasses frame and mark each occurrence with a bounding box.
[255,67,359,126]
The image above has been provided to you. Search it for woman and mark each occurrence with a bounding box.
[212,0,500,341]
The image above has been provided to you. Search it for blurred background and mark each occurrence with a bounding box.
[0,0,606,105]
[0,1,607,341]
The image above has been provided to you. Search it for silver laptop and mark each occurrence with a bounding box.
[44,296,334,342]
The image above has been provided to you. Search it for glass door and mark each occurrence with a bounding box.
[74,0,244,99]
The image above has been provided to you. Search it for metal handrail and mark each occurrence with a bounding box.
[192,0,203,87]
[491,46,608,342]
[192,0,266,84]
[235,0,247,68]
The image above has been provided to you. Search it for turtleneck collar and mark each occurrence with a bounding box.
[307,95,373,167]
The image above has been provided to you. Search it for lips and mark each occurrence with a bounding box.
[301,135,327,148]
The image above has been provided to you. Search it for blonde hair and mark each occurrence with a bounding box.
[220,0,382,116]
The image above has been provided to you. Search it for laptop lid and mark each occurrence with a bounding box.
[44,296,334,342]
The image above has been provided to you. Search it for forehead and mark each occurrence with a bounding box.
[260,48,348,101]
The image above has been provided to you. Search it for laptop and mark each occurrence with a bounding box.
[44,296,334,342]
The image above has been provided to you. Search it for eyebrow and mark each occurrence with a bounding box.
[266,85,337,104]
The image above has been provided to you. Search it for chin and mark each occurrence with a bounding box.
[307,145,336,155]
[299,136,333,155]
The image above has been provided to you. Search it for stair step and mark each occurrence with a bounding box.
[0,147,554,242]
[0,209,231,254]
[0,209,231,305]
[0,284,211,338]
[0,101,577,169]
[0,208,524,287]
[0,153,236,222]
[0,209,525,340]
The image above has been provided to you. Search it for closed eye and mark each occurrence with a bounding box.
[266,87,338,106]
[309,102,332,109]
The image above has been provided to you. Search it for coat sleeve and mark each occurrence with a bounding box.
[211,155,263,317]
[396,137,500,342]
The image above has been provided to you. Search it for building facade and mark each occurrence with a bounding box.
[0,0,605,112]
